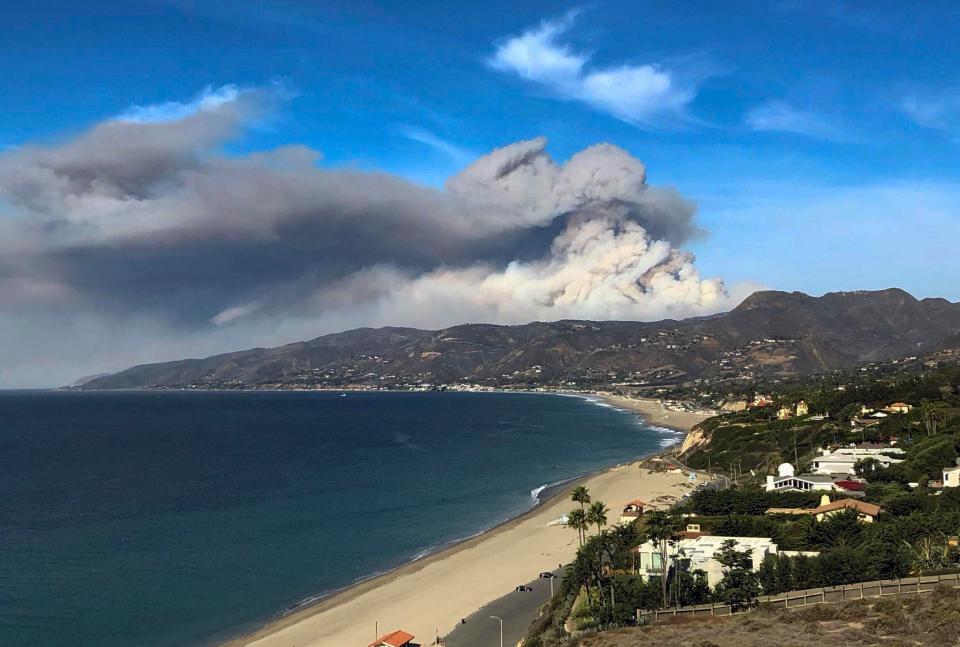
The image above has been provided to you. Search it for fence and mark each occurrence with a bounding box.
[637,572,960,623]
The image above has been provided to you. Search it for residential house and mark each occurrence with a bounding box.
[777,406,793,420]
[764,464,837,492]
[370,630,415,647]
[632,536,816,587]
[943,465,960,489]
[811,446,905,476]
[751,394,774,408]
[796,400,809,416]
[721,399,748,412]
[765,507,814,516]
[619,499,645,524]
[633,535,780,587]
[811,495,881,523]
[884,402,913,414]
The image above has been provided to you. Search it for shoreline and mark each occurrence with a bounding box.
[225,394,713,647]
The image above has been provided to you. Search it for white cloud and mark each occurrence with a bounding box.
[902,90,960,137]
[398,125,471,162]
[746,101,850,141]
[490,14,707,129]
[118,84,242,123]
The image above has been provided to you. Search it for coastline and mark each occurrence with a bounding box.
[225,395,714,647]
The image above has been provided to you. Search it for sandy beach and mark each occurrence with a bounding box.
[595,394,715,434]
[229,398,713,647]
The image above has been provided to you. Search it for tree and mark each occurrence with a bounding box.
[921,402,948,435]
[586,501,609,535]
[854,457,882,477]
[571,485,591,513]
[566,509,588,547]
[643,510,678,608]
[713,539,760,611]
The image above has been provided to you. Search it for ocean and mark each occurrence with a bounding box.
[0,390,677,646]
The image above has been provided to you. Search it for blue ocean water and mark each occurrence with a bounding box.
[0,390,676,647]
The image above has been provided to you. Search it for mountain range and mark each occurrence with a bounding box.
[79,288,960,390]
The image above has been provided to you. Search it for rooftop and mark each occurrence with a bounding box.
[370,630,415,647]
[812,498,881,517]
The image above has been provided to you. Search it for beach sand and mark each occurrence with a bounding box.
[229,399,712,647]
[595,395,714,434]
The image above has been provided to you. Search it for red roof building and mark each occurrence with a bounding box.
[370,630,415,647]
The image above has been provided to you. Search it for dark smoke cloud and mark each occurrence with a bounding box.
[0,87,744,386]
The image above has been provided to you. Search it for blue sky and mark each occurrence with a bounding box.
[2,1,960,384]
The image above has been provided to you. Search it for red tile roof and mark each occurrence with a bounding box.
[370,630,415,647]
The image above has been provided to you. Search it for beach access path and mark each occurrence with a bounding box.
[230,397,713,647]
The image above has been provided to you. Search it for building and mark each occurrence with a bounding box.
[369,630,415,647]
[811,496,881,523]
[765,463,836,492]
[884,402,913,414]
[943,466,960,488]
[764,507,814,516]
[777,406,793,420]
[796,400,809,416]
[619,499,645,524]
[721,399,748,412]
[633,536,780,587]
[811,446,904,476]
[751,394,774,408]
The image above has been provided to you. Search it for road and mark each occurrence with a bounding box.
[442,568,564,647]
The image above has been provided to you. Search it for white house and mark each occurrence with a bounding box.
[765,463,836,492]
[633,536,779,587]
[811,446,905,476]
[944,466,960,488]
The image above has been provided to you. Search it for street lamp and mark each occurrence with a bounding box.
[490,615,503,647]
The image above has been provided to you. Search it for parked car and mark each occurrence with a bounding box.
[538,572,556,579]
[515,585,533,592]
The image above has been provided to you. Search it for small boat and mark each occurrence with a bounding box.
[339,393,347,397]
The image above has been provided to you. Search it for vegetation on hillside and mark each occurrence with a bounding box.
[681,362,960,477]
[572,587,960,646]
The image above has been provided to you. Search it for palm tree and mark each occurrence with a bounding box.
[586,501,609,535]
[643,510,678,608]
[566,509,588,547]
[571,485,591,513]
[921,402,947,435]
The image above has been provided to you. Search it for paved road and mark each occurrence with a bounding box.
[443,568,564,647]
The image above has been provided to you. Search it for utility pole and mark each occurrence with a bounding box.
[490,615,503,647]
[793,428,799,465]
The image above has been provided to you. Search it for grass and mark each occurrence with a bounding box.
[571,586,960,646]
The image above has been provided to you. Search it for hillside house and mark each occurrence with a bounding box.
[796,400,809,416]
[884,402,913,414]
[811,496,881,523]
[765,463,836,492]
[633,536,800,587]
[777,406,793,420]
[619,499,645,523]
[812,446,905,476]
[944,465,960,488]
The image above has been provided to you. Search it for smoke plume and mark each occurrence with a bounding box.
[0,88,745,386]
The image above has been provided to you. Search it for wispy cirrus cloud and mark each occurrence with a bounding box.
[745,100,852,142]
[902,89,960,138]
[397,125,472,163]
[489,13,711,129]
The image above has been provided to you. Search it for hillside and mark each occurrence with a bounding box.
[572,589,960,646]
[79,288,960,390]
